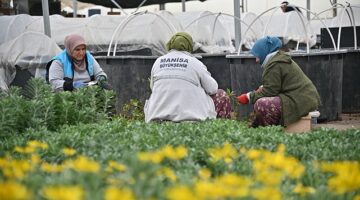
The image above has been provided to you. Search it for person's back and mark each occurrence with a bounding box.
[144,32,238,123]
[144,49,218,122]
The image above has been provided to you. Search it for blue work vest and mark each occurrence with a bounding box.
[52,50,94,79]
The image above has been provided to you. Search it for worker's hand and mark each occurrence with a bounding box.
[99,81,113,90]
[73,81,87,89]
[255,85,263,93]
[96,75,113,90]
[237,92,250,104]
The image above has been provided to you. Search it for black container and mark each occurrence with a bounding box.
[321,26,360,48]
[95,54,232,113]
[342,49,360,113]
[227,50,346,122]
[291,50,345,121]
[10,66,33,88]
[226,54,262,119]
[198,53,232,91]
[95,56,157,112]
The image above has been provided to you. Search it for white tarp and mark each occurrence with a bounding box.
[108,11,183,55]
[311,4,360,35]
[0,32,61,91]
[0,14,39,45]
[217,12,264,50]
[24,14,126,52]
[261,11,317,48]
[175,11,235,53]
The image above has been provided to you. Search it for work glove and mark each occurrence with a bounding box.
[237,92,250,104]
[97,75,113,90]
[73,81,87,89]
[99,81,113,90]
[256,85,263,93]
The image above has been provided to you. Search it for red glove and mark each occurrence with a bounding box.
[237,93,250,104]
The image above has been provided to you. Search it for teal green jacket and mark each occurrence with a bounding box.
[250,51,321,126]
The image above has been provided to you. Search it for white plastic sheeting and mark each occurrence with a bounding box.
[175,11,235,53]
[0,14,39,45]
[108,11,183,56]
[217,12,264,50]
[261,11,317,48]
[25,14,126,52]
[311,4,360,35]
[0,32,61,91]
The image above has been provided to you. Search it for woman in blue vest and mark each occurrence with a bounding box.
[48,34,111,92]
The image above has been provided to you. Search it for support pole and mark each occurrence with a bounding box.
[234,0,241,51]
[110,0,128,15]
[72,0,77,17]
[307,0,310,20]
[41,0,51,37]
[182,0,186,12]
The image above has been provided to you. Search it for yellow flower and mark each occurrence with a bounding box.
[198,168,211,180]
[276,144,286,154]
[216,173,252,188]
[215,173,251,198]
[106,161,127,173]
[14,146,35,154]
[3,160,32,180]
[0,181,31,200]
[69,156,100,173]
[41,163,66,173]
[62,148,76,156]
[353,195,360,200]
[157,167,177,182]
[255,170,284,186]
[320,161,360,194]
[251,187,282,200]
[195,181,223,199]
[137,152,164,164]
[168,145,188,160]
[31,154,41,165]
[208,143,238,163]
[166,185,197,200]
[246,149,263,160]
[104,187,135,200]
[293,183,315,196]
[42,185,84,200]
[27,140,48,150]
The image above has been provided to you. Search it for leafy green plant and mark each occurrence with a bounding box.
[0,87,29,135]
[120,99,145,120]
[0,78,115,135]
[226,88,239,119]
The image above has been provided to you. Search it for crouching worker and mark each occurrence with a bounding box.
[144,32,233,123]
[47,34,112,92]
[237,36,321,127]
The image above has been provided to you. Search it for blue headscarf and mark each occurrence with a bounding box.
[250,36,282,65]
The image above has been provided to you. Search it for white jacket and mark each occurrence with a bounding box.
[144,50,218,122]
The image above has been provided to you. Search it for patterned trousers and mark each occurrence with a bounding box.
[211,89,233,119]
[251,96,282,127]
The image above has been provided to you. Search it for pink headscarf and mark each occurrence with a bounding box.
[64,34,86,56]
